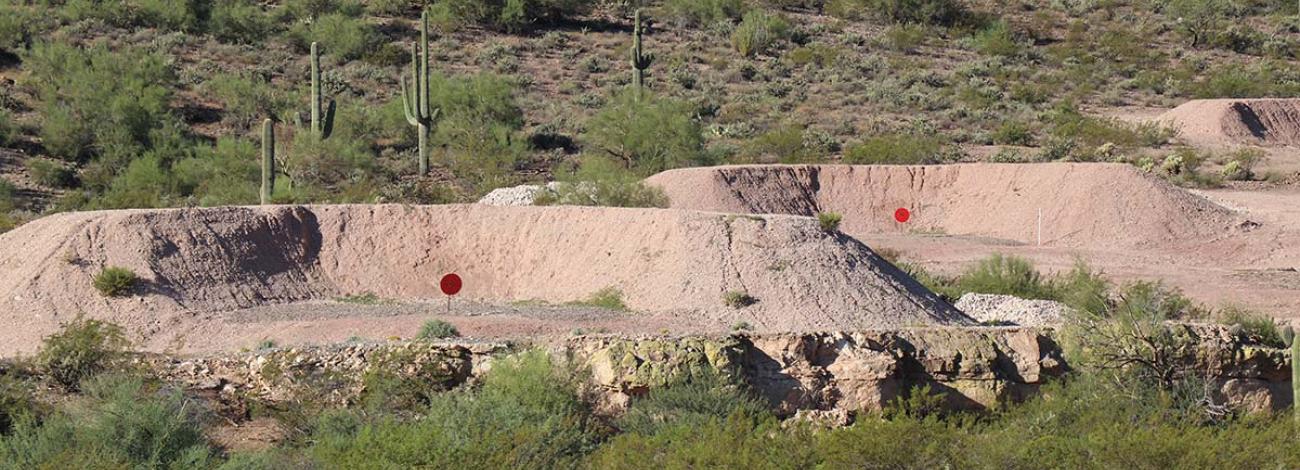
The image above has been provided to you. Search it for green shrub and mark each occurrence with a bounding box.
[576,287,627,311]
[210,0,276,43]
[991,121,1033,146]
[972,21,1020,57]
[723,291,757,308]
[0,109,13,147]
[204,73,293,130]
[662,0,744,27]
[428,73,529,186]
[0,180,15,216]
[280,132,377,198]
[954,254,1055,300]
[843,134,947,164]
[584,90,705,175]
[417,320,461,339]
[1054,259,1110,315]
[35,316,130,390]
[0,374,217,468]
[589,414,812,468]
[1216,306,1283,347]
[61,0,201,31]
[307,350,602,468]
[0,5,39,53]
[92,267,138,297]
[24,43,176,164]
[828,0,966,26]
[881,24,927,52]
[25,160,77,188]
[172,137,261,206]
[537,156,670,208]
[291,13,376,61]
[743,125,829,163]
[0,375,36,436]
[817,212,842,232]
[618,370,771,436]
[731,10,791,57]
[429,0,590,32]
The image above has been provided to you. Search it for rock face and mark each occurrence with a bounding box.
[955,293,1071,326]
[149,326,1297,418]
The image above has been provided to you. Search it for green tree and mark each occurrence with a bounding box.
[584,90,705,175]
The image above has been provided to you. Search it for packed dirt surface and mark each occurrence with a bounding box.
[647,163,1237,250]
[646,163,1300,318]
[1157,99,1300,148]
[0,204,967,355]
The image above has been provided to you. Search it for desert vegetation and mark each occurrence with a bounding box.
[2,0,1298,232]
[1,288,1298,469]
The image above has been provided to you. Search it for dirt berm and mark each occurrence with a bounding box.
[1158,98,1300,148]
[0,205,967,354]
[645,163,1237,249]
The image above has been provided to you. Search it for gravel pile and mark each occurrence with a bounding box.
[954,293,1072,327]
[478,183,560,206]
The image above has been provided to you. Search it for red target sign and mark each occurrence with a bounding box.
[439,273,462,296]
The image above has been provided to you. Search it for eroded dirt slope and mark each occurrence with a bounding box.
[646,163,1238,250]
[0,205,968,354]
[1158,98,1300,148]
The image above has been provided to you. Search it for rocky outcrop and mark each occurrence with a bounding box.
[147,326,1295,418]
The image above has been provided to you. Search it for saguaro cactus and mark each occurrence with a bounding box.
[309,41,335,139]
[630,9,653,98]
[401,9,441,176]
[260,119,275,205]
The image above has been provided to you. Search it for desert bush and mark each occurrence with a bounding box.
[722,291,757,308]
[817,212,842,232]
[1166,0,1231,48]
[428,0,591,32]
[589,414,812,468]
[584,90,706,175]
[428,73,528,186]
[24,43,177,165]
[742,125,830,163]
[843,133,947,164]
[308,350,602,468]
[25,160,77,188]
[290,13,376,61]
[1189,61,1300,99]
[279,131,377,198]
[881,24,927,52]
[1215,306,1283,347]
[537,156,670,208]
[1219,148,1262,181]
[972,21,1020,57]
[661,0,744,27]
[954,253,1055,300]
[1053,259,1110,315]
[731,10,791,57]
[0,109,13,147]
[417,320,461,339]
[61,0,201,32]
[210,0,276,43]
[203,73,292,130]
[618,370,770,436]
[92,267,138,297]
[0,375,36,436]
[172,137,261,206]
[575,287,627,311]
[0,374,217,468]
[35,316,130,390]
[0,180,15,215]
[0,5,38,53]
[827,0,966,25]
[1048,104,1174,150]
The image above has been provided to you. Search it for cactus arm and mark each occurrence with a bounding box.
[322,99,335,140]
[260,119,275,205]
[310,42,322,137]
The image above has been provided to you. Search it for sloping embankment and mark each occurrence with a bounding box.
[645,163,1236,248]
[0,205,968,354]
[1157,98,1300,148]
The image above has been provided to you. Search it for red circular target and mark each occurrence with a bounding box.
[894,208,911,223]
[439,273,462,296]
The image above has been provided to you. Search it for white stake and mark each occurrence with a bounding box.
[1037,208,1043,247]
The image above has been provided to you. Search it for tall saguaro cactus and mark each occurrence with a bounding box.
[401,9,441,176]
[630,9,653,99]
[260,119,275,205]
[309,41,336,139]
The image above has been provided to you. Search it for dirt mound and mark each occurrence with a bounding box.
[1158,99,1300,148]
[0,205,967,354]
[645,163,1237,249]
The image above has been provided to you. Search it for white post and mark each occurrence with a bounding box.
[1037,208,1042,246]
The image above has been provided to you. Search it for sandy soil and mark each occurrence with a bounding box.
[0,204,965,356]
[647,163,1300,319]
